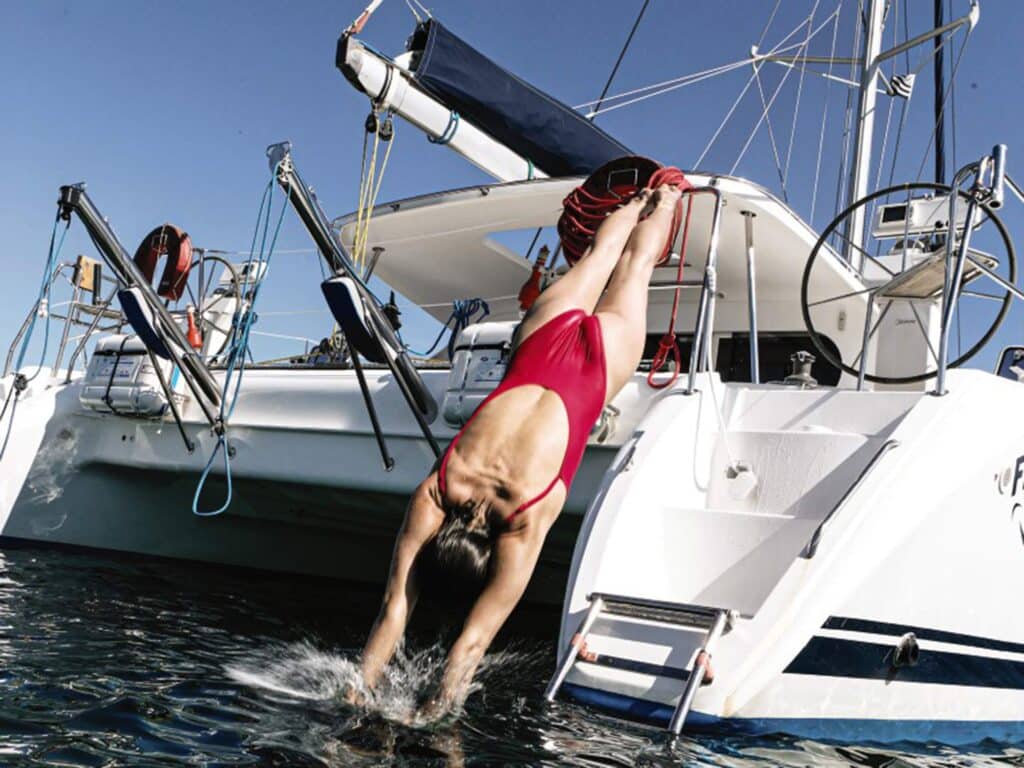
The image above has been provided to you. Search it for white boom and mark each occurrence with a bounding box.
[342,40,548,183]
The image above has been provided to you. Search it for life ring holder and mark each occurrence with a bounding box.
[133,224,193,301]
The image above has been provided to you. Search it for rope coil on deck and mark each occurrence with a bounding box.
[557,156,693,387]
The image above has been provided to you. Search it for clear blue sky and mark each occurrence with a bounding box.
[2,0,1023,370]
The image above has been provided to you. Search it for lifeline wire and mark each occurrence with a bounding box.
[15,216,69,381]
[1,214,69,463]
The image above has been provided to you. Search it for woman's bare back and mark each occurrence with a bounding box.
[439,385,570,523]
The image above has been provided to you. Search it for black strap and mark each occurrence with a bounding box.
[102,336,132,417]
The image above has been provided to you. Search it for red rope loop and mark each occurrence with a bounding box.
[647,333,681,389]
[646,194,694,389]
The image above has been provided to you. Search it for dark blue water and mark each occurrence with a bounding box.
[0,543,1020,767]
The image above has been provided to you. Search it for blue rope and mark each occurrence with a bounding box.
[192,170,290,517]
[428,110,460,145]
[408,297,490,360]
[14,216,68,381]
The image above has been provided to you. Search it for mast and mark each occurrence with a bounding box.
[934,0,946,183]
[844,0,887,270]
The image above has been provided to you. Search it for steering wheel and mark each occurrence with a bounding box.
[181,254,242,361]
[800,182,1016,384]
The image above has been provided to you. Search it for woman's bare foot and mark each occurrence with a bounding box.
[626,184,683,259]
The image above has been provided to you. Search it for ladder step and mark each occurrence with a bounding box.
[586,653,690,681]
[547,593,736,738]
[591,592,727,628]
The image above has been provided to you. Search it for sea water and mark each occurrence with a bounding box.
[0,542,1021,767]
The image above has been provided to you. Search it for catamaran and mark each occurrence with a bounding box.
[2,0,1023,741]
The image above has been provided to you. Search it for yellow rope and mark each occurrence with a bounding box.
[351,113,395,274]
[353,117,381,271]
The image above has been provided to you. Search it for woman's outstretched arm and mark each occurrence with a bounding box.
[361,476,443,688]
[418,523,547,719]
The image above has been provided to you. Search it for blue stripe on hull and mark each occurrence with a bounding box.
[824,616,1024,656]
[560,683,1024,745]
[785,636,1024,689]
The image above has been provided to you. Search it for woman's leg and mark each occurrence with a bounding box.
[595,186,682,399]
[516,191,651,347]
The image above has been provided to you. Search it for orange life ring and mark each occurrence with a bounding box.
[133,224,192,301]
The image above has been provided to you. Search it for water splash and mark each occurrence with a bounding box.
[226,639,542,728]
[25,427,77,504]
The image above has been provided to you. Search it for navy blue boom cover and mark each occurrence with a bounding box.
[408,20,632,177]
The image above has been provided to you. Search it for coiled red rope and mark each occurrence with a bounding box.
[557,156,694,389]
[558,157,690,266]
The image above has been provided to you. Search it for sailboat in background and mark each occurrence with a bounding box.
[3,0,1024,740]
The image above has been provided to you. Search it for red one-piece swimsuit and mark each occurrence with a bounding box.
[438,309,607,520]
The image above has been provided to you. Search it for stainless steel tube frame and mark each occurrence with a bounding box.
[935,158,987,395]
[683,186,724,395]
[267,142,354,278]
[668,609,728,736]
[57,185,222,417]
[741,211,760,384]
[544,597,605,702]
[857,291,876,391]
[3,266,66,377]
[990,144,1008,210]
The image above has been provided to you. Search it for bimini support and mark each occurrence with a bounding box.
[266,142,441,465]
[56,184,221,426]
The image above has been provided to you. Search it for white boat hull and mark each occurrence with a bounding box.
[0,367,623,605]
[556,370,1024,743]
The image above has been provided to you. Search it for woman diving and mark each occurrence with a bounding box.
[359,165,688,720]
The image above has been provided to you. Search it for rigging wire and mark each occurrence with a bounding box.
[947,0,957,179]
[782,0,821,189]
[574,59,749,111]
[729,25,815,176]
[871,2,899,192]
[832,0,865,228]
[757,0,783,48]
[403,0,423,23]
[882,9,912,190]
[752,67,790,202]
[696,4,839,169]
[934,0,946,184]
[590,0,651,118]
[810,1,843,226]
[914,20,973,182]
[949,0,960,358]
[523,0,649,265]
[15,216,69,383]
[584,59,752,118]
